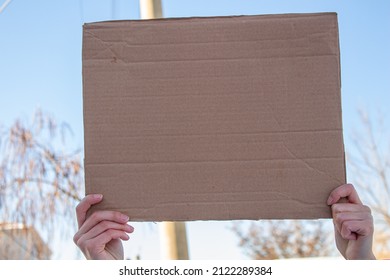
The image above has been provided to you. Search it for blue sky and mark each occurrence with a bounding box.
[1,0,389,259]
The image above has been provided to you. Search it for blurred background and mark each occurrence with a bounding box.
[0,0,389,260]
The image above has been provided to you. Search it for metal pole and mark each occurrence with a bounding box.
[139,0,189,260]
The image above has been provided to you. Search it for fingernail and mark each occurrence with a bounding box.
[93,194,103,200]
[121,214,129,222]
[126,224,134,232]
[327,197,333,205]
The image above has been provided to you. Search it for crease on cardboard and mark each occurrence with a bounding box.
[115,37,335,51]
[85,27,338,64]
[266,102,343,184]
[281,142,342,184]
[84,29,126,64]
[137,195,322,209]
[113,193,324,220]
[86,129,342,140]
[85,156,342,166]
[85,54,339,65]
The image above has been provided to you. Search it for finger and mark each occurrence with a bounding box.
[77,210,129,238]
[331,203,370,235]
[331,203,371,215]
[76,229,130,256]
[94,229,131,244]
[333,210,373,228]
[340,222,357,240]
[76,194,103,228]
[74,221,134,244]
[327,184,362,205]
[340,220,373,240]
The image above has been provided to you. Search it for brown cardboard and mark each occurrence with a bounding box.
[82,13,345,221]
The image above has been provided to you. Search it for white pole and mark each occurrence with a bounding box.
[139,0,163,19]
[139,0,189,260]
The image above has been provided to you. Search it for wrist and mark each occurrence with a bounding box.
[346,251,376,260]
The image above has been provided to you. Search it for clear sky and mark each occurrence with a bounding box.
[1,0,389,260]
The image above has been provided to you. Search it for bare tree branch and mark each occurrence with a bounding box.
[347,108,390,258]
[0,110,84,259]
[231,220,335,259]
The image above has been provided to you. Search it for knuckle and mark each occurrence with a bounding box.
[113,211,125,221]
[334,212,343,224]
[99,220,109,228]
[107,229,122,239]
[89,211,101,221]
[341,231,349,239]
[368,223,374,233]
[362,205,372,213]
[78,238,97,253]
[106,229,116,236]
[73,233,80,244]
[75,203,83,214]
[331,204,340,214]
[81,239,94,251]
[344,222,354,234]
[113,211,122,220]
[100,220,112,230]
[345,183,354,191]
[75,237,86,249]
[340,225,350,238]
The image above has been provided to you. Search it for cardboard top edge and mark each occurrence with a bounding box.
[83,12,337,28]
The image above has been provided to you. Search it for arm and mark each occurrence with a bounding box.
[73,194,134,260]
[327,184,376,260]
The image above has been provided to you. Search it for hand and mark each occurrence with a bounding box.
[73,194,134,260]
[327,184,375,260]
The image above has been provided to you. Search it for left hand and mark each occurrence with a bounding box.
[73,194,134,260]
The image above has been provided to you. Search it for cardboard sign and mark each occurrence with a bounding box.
[82,13,345,221]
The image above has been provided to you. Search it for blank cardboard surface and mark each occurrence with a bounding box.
[82,13,345,221]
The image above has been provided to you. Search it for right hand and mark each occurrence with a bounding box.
[327,184,375,260]
[73,194,134,260]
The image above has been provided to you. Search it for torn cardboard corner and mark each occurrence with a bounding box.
[82,12,345,221]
